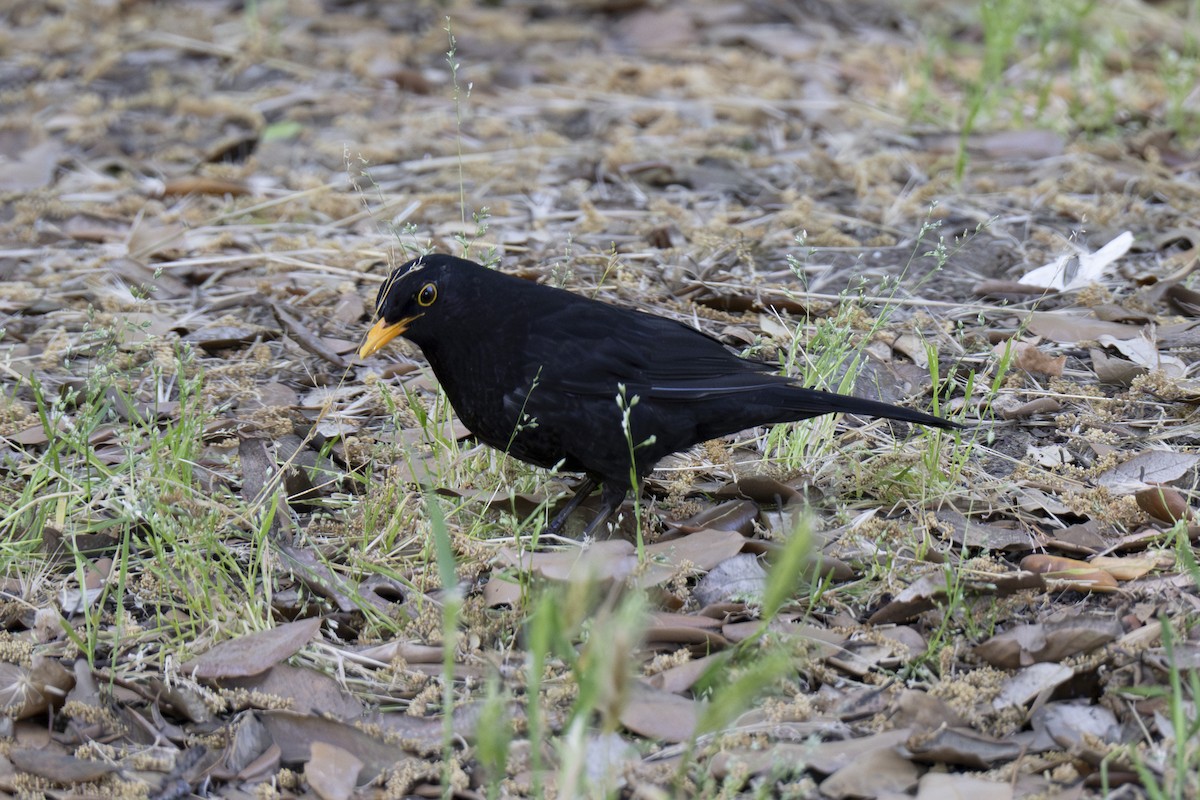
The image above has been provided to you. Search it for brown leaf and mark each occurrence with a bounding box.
[0,657,73,720]
[1091,347,1145,384]
[238,434,276,509]
[274,543,390,614]
[644,528,747,570]
[646,652,724,694]
[995,340,1065,377]
[936,509,1037,551]
[993,662,1076,710]
[668,499,759,534]
[818,741,921,797]
[221,663,365,720]
[1033,702,1123,762]
[716,475,802,505]
[212,713,278,782]
[305,741,363,800]
[643,623,729,650]
[906,726,1023,767]
[8,746,117,783]
[1166,282,1200,315]
[693,553,766,606]
[619,684,699,743]
[916,771,1019,799]
[259,709,423,782]
[1089,554,1163,581]
[356,640,443,665]
[1135,486,1193,524]
[1042,520,1110,555]
[974,614,1123,669]
[160,175,251,197]
[0,139,61,190]
[710,728,911,779]
[183,324,277,351]
[1026,311,1144,344]
[1020,555,1119,592]
[867,573,947,625]
[482,574,522,608]
[501,528,744,589]
[1097,450,1200,493]
[991,395,1062,419]
[974,279,1058,298]
[146,678,214,724]
[62,213,129,243]
[183,617,323,680]
[889,689,967,731]
[330,292,366,326]
[919,129,1064,159]
[499,540,645,584]
[1097,330,1185,377]
[1092,303,1154,324]
[722,617,846,660]
[9,418,64,446]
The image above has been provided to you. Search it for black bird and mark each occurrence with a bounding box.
[359,254,960,538]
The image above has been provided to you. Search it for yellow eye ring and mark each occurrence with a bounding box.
[417,283,437,306]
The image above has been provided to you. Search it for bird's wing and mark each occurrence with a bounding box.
[524,304,784,401]
[514,301,958,430]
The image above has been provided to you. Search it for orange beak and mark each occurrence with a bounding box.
[358,316,416,359]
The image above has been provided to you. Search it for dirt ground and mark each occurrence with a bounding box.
[2,0,1200,798]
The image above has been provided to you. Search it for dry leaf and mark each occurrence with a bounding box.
[305,741,363,800]
[619,684,699,742]
[644,528,747,570]
[183,617,323,680]
[221,663,364,720]
[1097,450,1200,493]
[993,662,1076,711]
[646,652,723,694]
[992,396,1062,419]
[906,726,1024,768]
[259,710,422,782]
[915,772,1016,799]
[8,746,117,783]
[0,140,61,190]
[1096,330,1186,377]
[710,728,912,780]
[1089,554,1163,581]
[692,553,766,606]
[1020,554,1119,592]
[160,175,251,197]
[1135,485,1194,524]
[0,657,73,720]
[974,614,1123,669]
[818,743,921,798]
[1019,231,1133,290]
[1091,347,1146,384]
[669,499,759,534]
[1026,311,1144,344]
[995,340,1065,377]
[1032,702,1123,758]
[868,573,948,625]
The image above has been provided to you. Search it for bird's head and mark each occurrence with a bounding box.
[358,254,466,359]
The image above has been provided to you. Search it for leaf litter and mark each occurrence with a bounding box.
[1,0,1200,798]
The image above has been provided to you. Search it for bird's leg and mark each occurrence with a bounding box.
[541,475,598,537]
[579,484,629,540]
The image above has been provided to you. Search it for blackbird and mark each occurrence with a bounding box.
[359,254,960,537]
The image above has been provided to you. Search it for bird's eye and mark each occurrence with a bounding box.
[417,283,437,307]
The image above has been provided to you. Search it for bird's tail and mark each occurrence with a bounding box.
[774,385,963,430]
